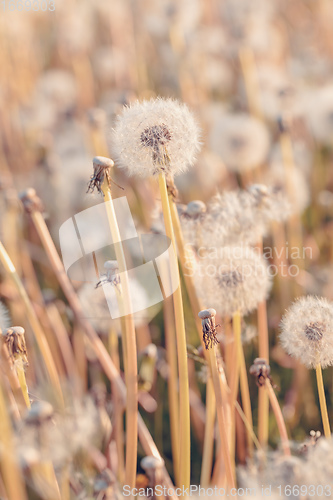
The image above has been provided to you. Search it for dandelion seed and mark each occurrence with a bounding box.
[280,296,333,369]
[111,98,201,178]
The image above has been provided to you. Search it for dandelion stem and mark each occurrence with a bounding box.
[158,172,191,489]
[0,241,64,407]
[257,299,270,448]
[0,340,28,412]
[99,178,138,491]
[16,361,30,408]
[108,328,125,485]
[200,378,215,487]
[0,380,27,500]
[265,379,291,456]
[163,296,180,487]
[239,46,262,120]
[170,199,235,487]
[233,310,254,457]
[316,363,331,438]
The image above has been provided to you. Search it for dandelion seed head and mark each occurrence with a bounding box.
[111,97,201,178]
[194,246,272,317]
[263,164,310,215]
[305,85,333,144]
[280,296,333,369]
[209,113,270,172]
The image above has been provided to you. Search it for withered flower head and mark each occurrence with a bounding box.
[198,308,219,350]
[87,156,115,195]
[2,326,28,365]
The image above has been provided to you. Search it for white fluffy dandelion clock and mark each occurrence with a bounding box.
[209,113,270,173]
[280,296,333,438]
[111,97,201,178]
[194,246,272,317]
[280,296,333,370]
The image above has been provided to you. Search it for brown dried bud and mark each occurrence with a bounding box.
[249,358,271,386]
[2,326,28,365]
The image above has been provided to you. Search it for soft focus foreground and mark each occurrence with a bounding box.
[0,1,333,499]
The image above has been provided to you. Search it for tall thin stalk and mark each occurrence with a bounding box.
[200,378,215,487]
[100,176,138,490]
[315,364,331,438]
[158,172,191,488]
[169,199,234,487]
[233,311,254,456]
[0,380,27,500]
[163,296,180,487]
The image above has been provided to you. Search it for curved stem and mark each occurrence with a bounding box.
[265,379,291,456]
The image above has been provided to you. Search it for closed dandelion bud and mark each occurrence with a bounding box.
[194,246,272,317]
[25,401,54,425]
[249,358,271,386]
[20,188,43,214]
[140,455,165,486]
[280,296,333,369]
[111,97,201,178]
[185,200,206,218]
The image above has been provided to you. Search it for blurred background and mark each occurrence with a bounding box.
[1,0,333,487]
